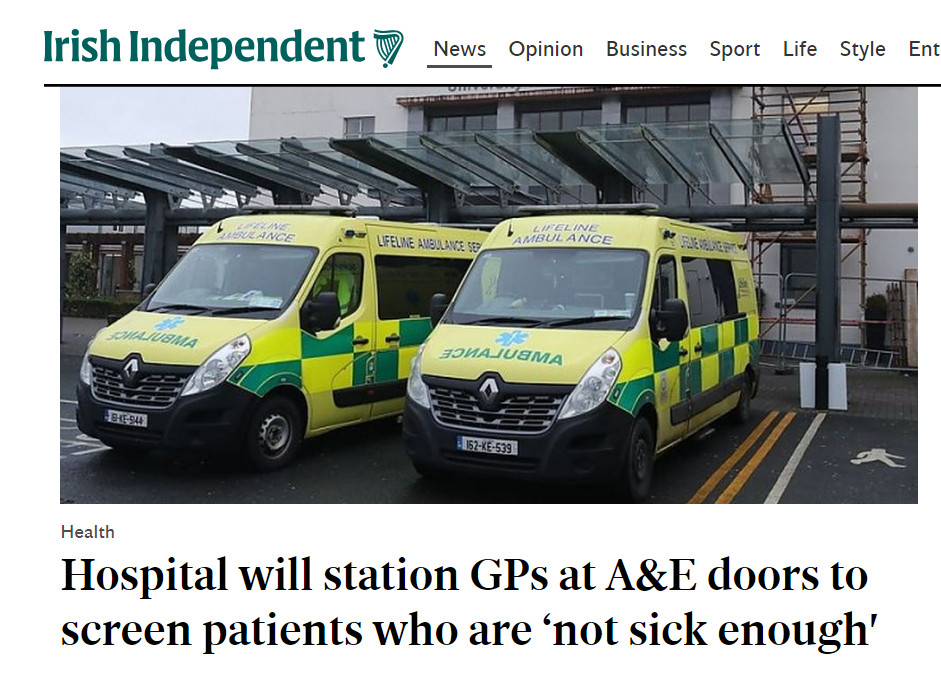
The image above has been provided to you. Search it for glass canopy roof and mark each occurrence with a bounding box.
[60,120,808,212]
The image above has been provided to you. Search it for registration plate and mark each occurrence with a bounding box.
[104,409,148,428]
[457,435,518,456]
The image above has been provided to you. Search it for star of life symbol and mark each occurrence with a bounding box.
[155,317,185,331]
[850,448,906,469]
[495,330,529,347]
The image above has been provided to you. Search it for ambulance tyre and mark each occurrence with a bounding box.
[619,416,654,503]
[731,373,753,424]
[243,395,302,472]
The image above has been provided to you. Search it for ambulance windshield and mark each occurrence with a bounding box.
[448,248,647,329]
[145,243,318,317]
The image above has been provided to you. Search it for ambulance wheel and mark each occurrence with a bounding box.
[731,374,752,424]
[243,396,302,472]
[619,416,654,503]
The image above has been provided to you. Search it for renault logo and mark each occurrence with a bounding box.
[478,377,500,406]
[122,357,141,388]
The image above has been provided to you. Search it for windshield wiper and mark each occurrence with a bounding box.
[209,306,280,316]
[458,317,545,327]
[536,315,629,328]
[148,303,212,314]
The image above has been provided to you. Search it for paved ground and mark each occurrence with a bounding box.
[60,317,917,504]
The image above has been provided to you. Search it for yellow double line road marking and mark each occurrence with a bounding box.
[687,411,796,504]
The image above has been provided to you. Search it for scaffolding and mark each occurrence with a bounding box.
[749,86,871,348]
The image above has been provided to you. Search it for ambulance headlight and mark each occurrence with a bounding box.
[558,349,622,419]
[406,344,430,409]
[181,334,251,397]
[79,342,93,386]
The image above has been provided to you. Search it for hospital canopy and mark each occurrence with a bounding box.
[60,121,808,214]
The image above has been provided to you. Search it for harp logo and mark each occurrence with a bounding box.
[374,29,404,67]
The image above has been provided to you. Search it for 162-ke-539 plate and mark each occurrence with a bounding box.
[456,435,518,456]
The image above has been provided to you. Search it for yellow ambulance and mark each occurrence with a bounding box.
[403,214,759,501]
[76,214,486,470]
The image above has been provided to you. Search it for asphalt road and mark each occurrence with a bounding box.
[61,354,917,504]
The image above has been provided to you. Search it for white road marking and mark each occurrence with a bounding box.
[60,399,78,405]
[764,412,826,504]
[70,446,112,456]
[851,448,906,468]
[60,439,102,450]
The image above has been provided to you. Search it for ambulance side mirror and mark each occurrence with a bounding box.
[653,298,689,342]
[142,283,157,299]
[301,292,341,333]
[429,293,450,326]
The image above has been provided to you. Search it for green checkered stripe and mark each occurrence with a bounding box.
[606,316,758,415]
[228,318,433,395]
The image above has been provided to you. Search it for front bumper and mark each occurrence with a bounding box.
[403,396,635,484]
[76,380,257,451]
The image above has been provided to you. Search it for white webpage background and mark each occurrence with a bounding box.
[4,0,934,671]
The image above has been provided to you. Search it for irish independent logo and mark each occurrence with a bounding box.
[374,30,403,67]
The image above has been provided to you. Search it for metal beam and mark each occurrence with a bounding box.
[165,145,319,202]
[815,115,842,410]
[332,136,473,195]
[570,129,653,198]
[62,155,191,200]
[280,138,407,203]
[418,134,526,203]
[708,122,755,194]
[474,132,564,199]
[60,202,918,229]
[141,190,177,287]
[235,142,360,197]
[640,125,714,204]
[86,148,224,198]
[125,145,259,200]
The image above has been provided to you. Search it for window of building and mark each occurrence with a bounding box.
[426,106,497,132]
[781,243,816,308]
[343,116,375,138]
[624,102,710,124]
[517,105,602,131]
[375,255,471,320]
[309,253,364,318]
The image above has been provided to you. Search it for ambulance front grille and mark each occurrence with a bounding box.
[91,365,190,410]
[429,386,566,435]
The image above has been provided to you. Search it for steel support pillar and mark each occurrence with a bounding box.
[601,174,633,204]
[425,183,456,222]
[141,190,177,288]
[815,115,842,409]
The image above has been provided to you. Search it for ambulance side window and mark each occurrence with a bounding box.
[682,257,721,328]
[375,255,471,320]
[309,253,364,318]
[707,258,739,320]
[652,255,677,311]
